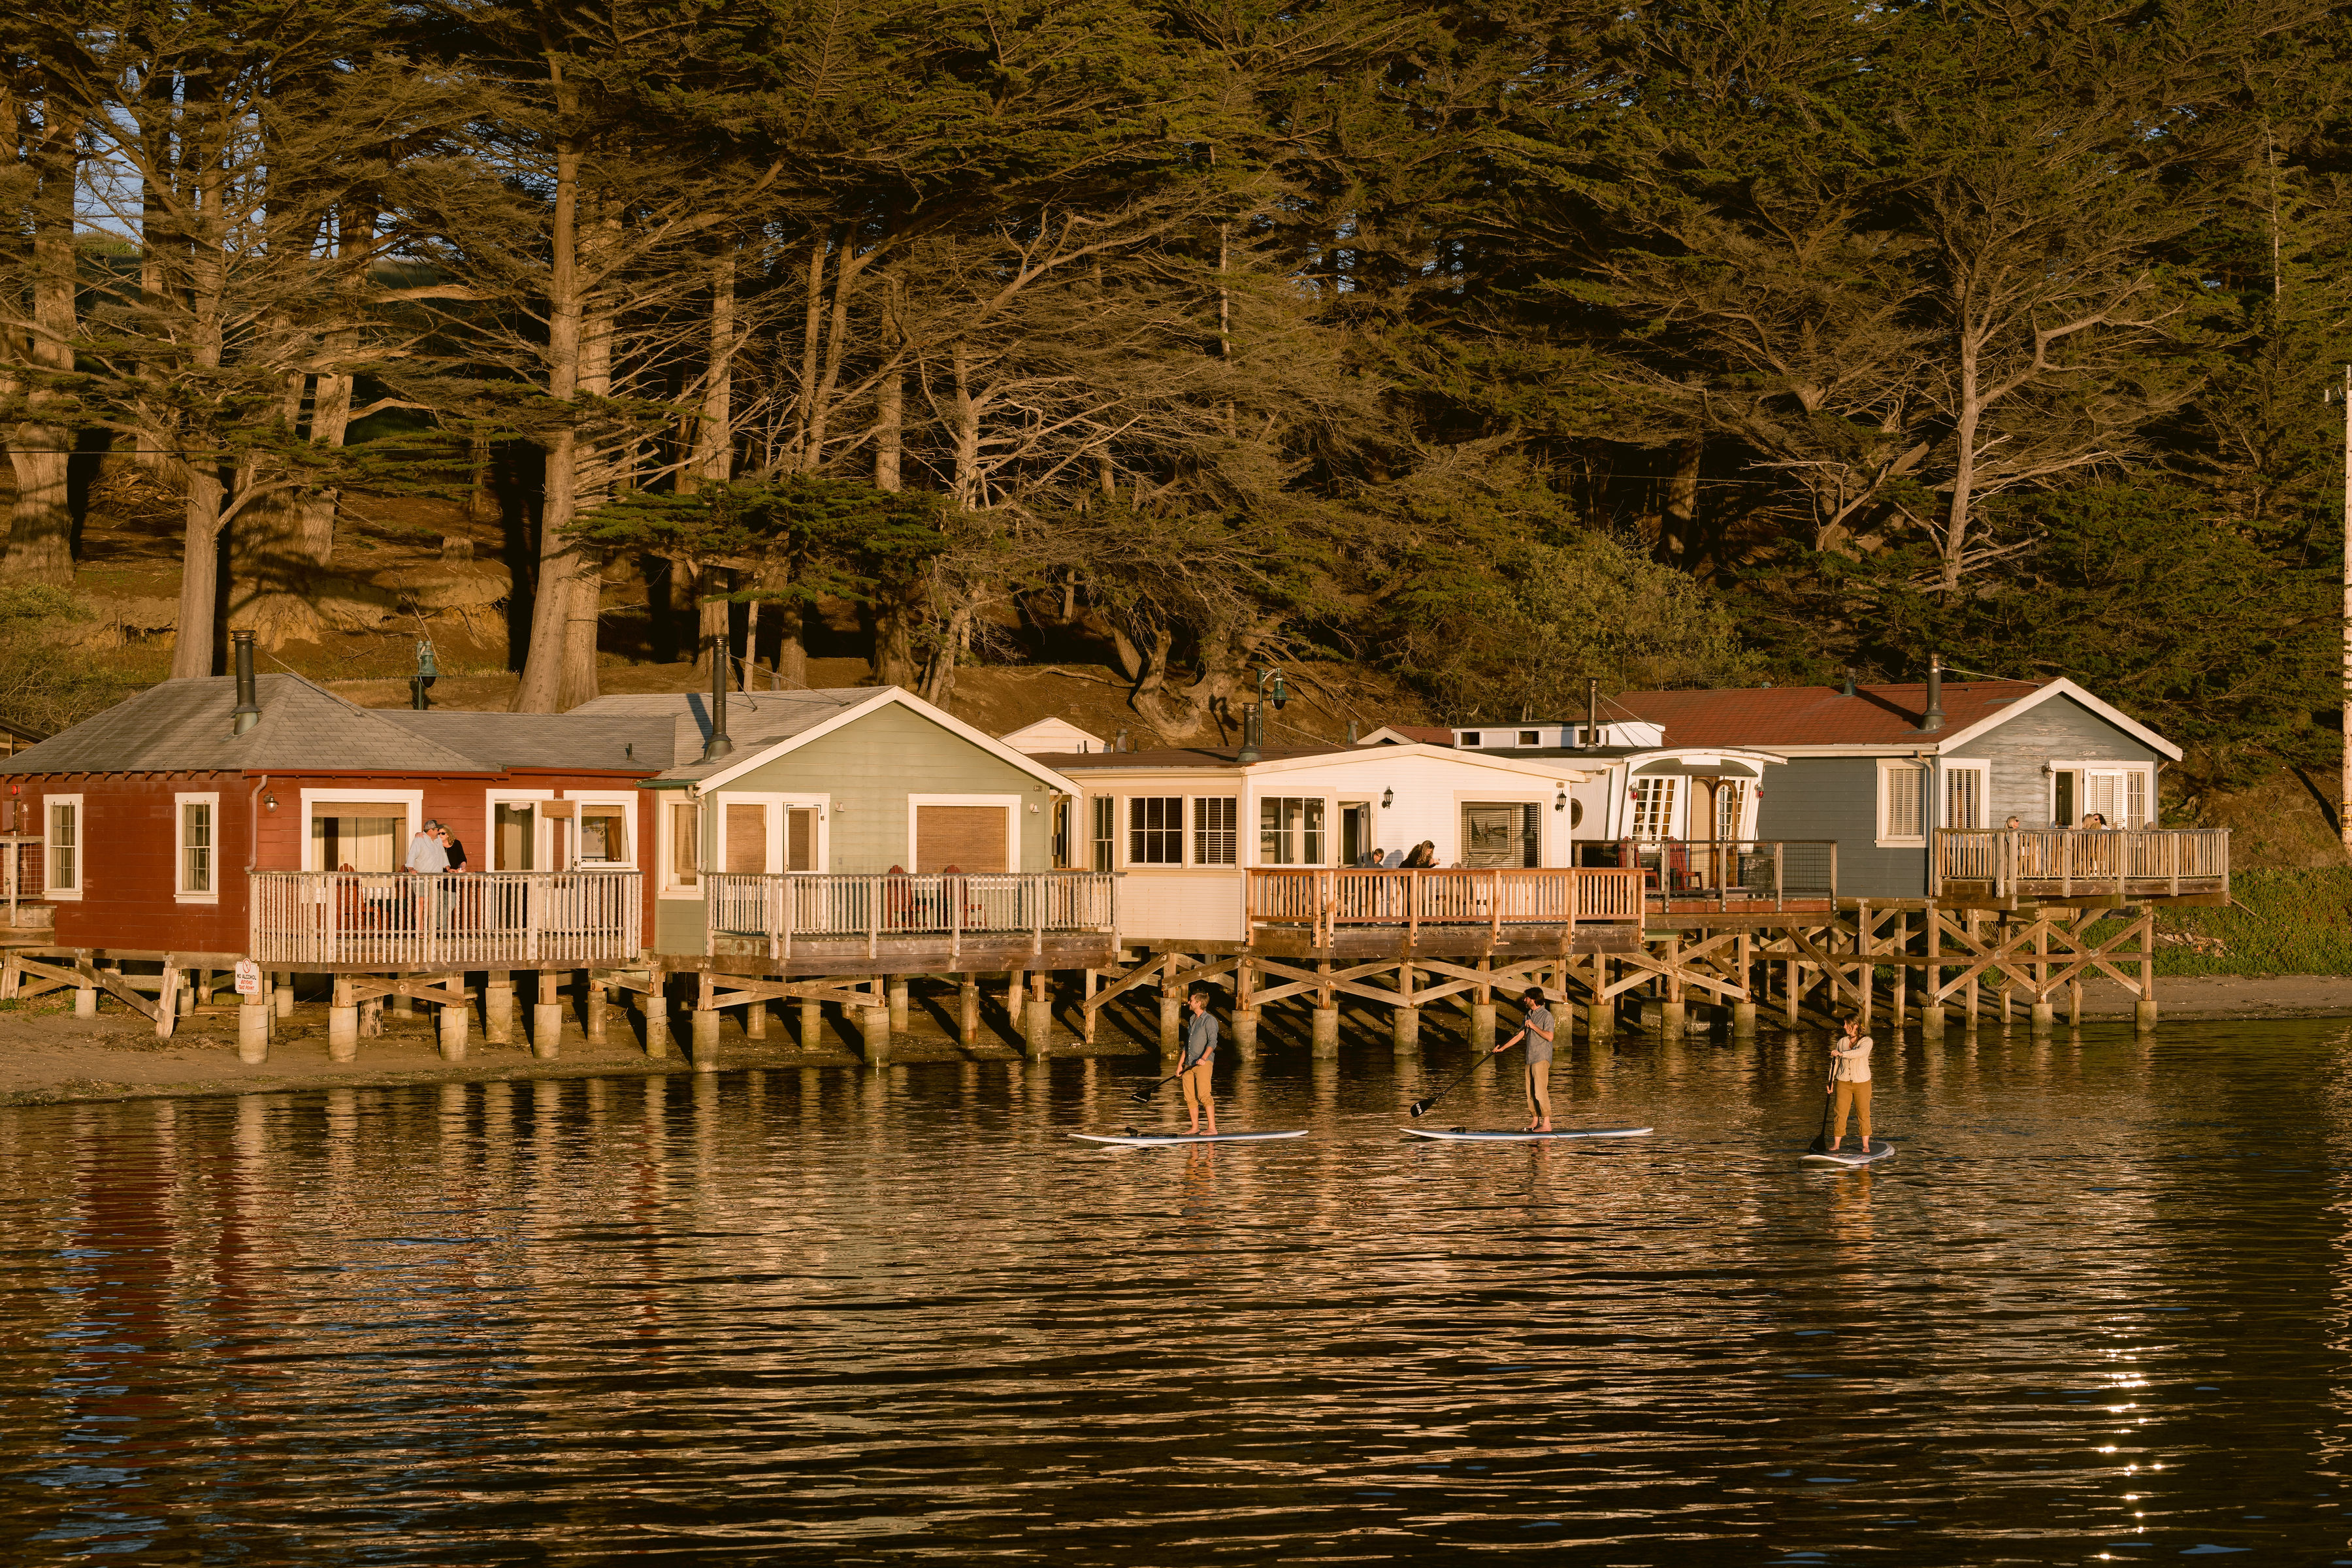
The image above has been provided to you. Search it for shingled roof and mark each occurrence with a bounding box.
[0,676,487,776]
[1609,681,2047,748]
[377,710,672,771]
[569,687,877,774]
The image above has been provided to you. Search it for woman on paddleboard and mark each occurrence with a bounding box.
[1492,987,1556,1132]
[1827,1015,1873,1153]
[1181,987,1219,1136]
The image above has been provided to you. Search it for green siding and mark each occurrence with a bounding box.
[654,702,1055,955]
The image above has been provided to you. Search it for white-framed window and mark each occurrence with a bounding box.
[1942,762,1989,831]
[1460,732,1482,747]
[486,790,553,871]
[1877,761,1928,845]
[1516,729,1540,747]
[1258,796,1326,865]
[44,793,82,898]
[659,797,701,893]
[299,788,423,872]
[1128,796,1184,865]
[1091,796,1115,872]
[174,791,220,902]
[2048,762,2153,828]
[1712,780,1748,841]
[1629,776,1676,841]
[1192,796,1237,865]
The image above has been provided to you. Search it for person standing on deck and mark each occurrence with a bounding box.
[1492,986,1556,1131]
[1827,1015,1874,1152]
[1180,986,1219,1136]
[404,819,448,933]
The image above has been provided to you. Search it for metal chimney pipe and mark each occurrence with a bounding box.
[230,630,261,735]
[1584,676,1599,749]
[700,635,734,762]
[1919,652,1945,733]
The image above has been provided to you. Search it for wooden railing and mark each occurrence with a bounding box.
[1933,828,2229,900]
[248,870,642,968]
[1577,839,1838,911]
[1248,866,1645,945]
[704,870,1119,962]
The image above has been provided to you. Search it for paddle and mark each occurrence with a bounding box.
[1130,1069,1186,1104]
[1806,1064,1836,1152]
[1410,1043,1511,1119]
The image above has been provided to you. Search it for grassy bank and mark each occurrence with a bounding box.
[2089,869,2352,976]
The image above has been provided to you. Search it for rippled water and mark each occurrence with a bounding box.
[5,1019,2352,1563]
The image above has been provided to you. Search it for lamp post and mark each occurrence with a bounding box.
[1235,667,1290,764]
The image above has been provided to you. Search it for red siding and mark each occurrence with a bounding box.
[10,769,662,959]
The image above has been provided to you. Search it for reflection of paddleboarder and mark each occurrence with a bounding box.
[1491,987,1556,1132]
[1826,1015,1874,1153]
[1180,987,1218,1136]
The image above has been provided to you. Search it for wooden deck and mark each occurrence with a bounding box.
[1933,828,2228,904]
[702,870,1119,972]
[248,869,643,968]
[1247,866,1646,949]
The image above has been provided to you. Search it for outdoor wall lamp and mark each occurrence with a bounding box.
[263,792,277,812]
[1382,789,1394,809]
[1554,789,1567,811]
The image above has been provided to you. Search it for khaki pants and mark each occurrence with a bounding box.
[1831,1077,1872,1145]
[1180,1057,1214,1123]
[1526,1059,1552,1124]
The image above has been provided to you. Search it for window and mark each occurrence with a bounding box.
[1629,776,1676,841]
[664,800,700,890]
[1518,730,1540,747]
[44,794,81,897]
[1460,732,1481,747]
[1192,796,1237,865]
[2050,762,2155,828]
[1091,796,1115,872]
[1878,762,1927,843]
[1461,802,1539,867]
[1943,764,1987,831]
[1258,796,1326,865]
[174,793,219,900]
[577,804,629,864]
[1712,780,1748,841]
[1128,796,1183,864]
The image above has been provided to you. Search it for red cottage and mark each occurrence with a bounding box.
[0,647,671,1047]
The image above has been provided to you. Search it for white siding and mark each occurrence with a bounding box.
[1118,870,1245,942]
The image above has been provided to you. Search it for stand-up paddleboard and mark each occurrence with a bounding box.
[1070,1130,1309,1146]
[1803,1139,1895,1166]
[1402,1125,1653,1142]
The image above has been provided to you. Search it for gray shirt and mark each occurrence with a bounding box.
[1521,1005,1555,1064]
[1181,1009,1219,1068]
[404,834,448,874]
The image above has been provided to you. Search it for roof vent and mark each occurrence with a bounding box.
[700,635,734,763]
[1919,653,1945,733]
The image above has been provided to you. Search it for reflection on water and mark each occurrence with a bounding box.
[3,1021,2351,1562]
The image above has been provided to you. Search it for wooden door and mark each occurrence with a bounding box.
[915,805,1007,872]
[787,808,815,872]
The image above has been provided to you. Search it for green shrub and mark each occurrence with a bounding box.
[2085,868,2352,975]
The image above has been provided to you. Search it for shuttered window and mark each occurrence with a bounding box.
[1092,796,1115,872]
[1129,797,1183,864]
[1880,763,1927,842]
[917,804,1008,872]
[1944,766,1986,831]
[1192,796,1237,865]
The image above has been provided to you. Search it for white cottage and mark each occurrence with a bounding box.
[1041,742,1609,943]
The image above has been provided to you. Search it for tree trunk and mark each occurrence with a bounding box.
[1943,319,1981,591]
[680,245,735,493]
[776,581,807,687]
[875,297,903,493]
[1659,438,1701,570]
[513,97,588,713]
[789,232,827,470]
[5,105,78,587]
[173,468,226,678]
[467,432,499,523]
[691,564,731,678]
[950,340,981,508]
[169,97,228,680]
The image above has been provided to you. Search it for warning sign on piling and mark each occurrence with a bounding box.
[233,960,262,998]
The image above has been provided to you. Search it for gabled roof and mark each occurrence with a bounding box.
[570,688,874,771]
[587,685,1082,792]
[1358,725,1452,746]
[378,710,672,772]
[0,675,487,776]
[1603,678,2181,761]
[1001,716,1109,755]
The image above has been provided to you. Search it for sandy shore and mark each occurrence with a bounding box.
[1,973,2346,1108]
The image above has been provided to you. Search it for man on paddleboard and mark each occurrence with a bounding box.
[1181,986,1219,1136]
[1492,987,1556,1132]
[1827,1015,1873,1153]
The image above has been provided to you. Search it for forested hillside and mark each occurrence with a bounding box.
[1,0,2345,841]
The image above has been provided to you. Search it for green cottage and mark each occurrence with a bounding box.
[569,687,1087,959]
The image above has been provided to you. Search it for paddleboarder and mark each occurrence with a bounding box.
[1491,986,1556,1132]
[1825,1015,1874,1154]
[1179,985,1219,1136]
